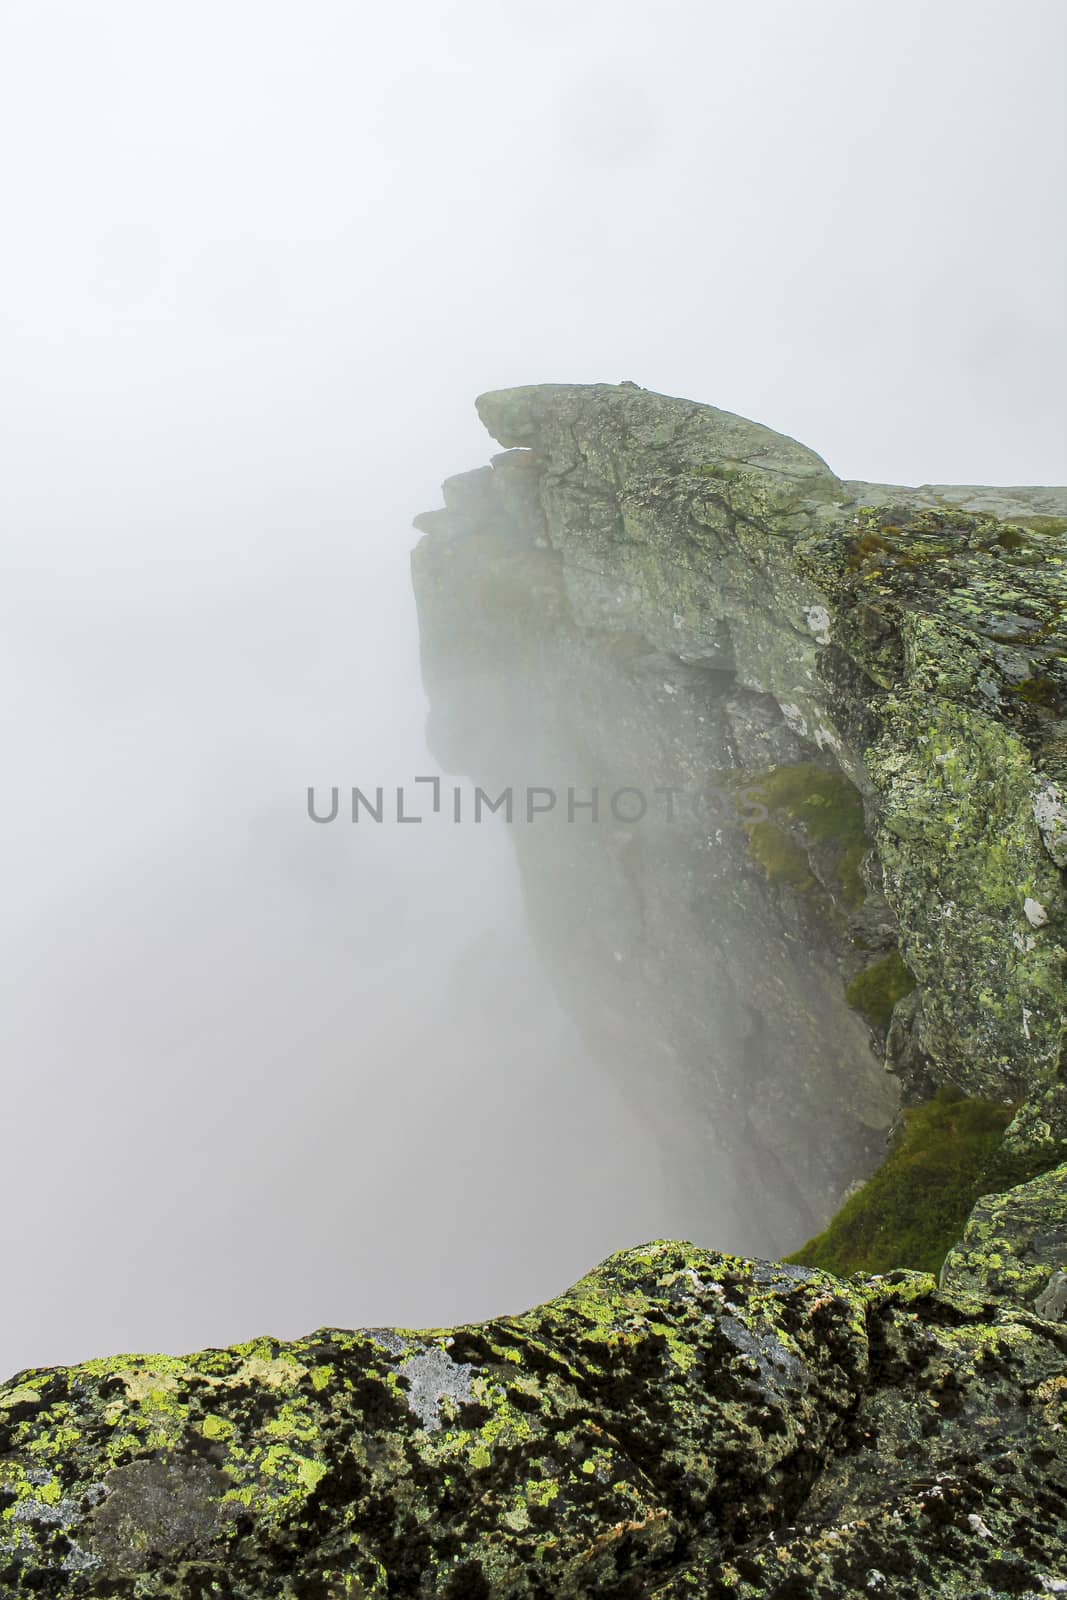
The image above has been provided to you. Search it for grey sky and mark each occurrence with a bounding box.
[2,1,1064,1380]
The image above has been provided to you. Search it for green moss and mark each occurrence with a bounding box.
[837,841,868,907]
[1001,515,1067,537]
[786,1086,1067,1277]
[1011,674,1063,709]
[844,949,915,1032]
[743,763,871,906]
[746,820,816,889]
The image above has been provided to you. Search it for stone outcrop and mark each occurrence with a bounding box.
[433,382,1067,1107]
[412,383,1067,1264]
[4,1243,1067,1597]
[941,1161,1067,1313]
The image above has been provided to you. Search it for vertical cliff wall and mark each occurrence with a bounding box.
[414,384,1067,1163]
[413,474,897,1257]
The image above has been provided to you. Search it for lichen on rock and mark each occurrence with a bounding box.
[457,383,1067,1102]
[4,1242,1067,1596]
[940,1160,1067,1313]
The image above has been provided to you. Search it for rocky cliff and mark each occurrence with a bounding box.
[4,384,1067,1597]
[412,383,1067,1257]
[424,382,1067,1108]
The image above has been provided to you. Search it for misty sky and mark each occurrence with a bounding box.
[2,1,1065,1380]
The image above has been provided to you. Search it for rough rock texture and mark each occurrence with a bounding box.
[454,383,1067,1103]
[941,1161,1067,1313]
[4,1242,1067,1597]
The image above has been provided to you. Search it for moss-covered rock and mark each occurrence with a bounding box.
[745,818,818,891]
[844,949,915,1034]
[740,762,871,908]
[4,1242,1067,1597]
[787,1087,1067,1278]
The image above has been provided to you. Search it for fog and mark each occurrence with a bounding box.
[2,0,1064,1379]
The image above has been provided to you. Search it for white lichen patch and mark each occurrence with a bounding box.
[805,605,832,645]
[779,702,809,736]
[396,1346,477,1432]
[1024,897,1049,928]
[362,1329,412,1358]
[1034,782,1067,868]
[814,723,844,754]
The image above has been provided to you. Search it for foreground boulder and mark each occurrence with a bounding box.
[2,1241,1066,1597]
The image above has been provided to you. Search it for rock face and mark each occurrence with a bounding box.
[412,383,1067,1262]
[447,383,1067,1105]
[941,1161,1067,1312]
[4,1243,1067,1597]
[414,451,895,1261]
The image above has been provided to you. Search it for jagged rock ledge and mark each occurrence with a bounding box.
[3,1240,1067,1597]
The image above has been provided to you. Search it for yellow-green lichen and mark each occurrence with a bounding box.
[3,1227,1067,1595]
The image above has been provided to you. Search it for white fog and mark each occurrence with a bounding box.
[2,0,1064,1380]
